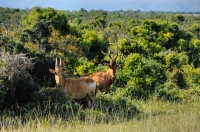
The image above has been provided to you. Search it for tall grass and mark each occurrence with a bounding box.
[1,96,200,132]
[133,96,200,132]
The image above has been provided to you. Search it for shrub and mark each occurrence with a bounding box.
[169,68,187,89]
[121,53,166,99]
[181,65,200,88]
[22,7,69,35]
[75,57,95,74]
[0,52,37,109]
[164,51,189,70]
[156,82,182,101]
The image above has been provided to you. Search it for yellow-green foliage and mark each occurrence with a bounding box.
[182,65,200,88]
[192,39,200,49]
[165,51,189,70]
[75,57,95,74]
[22,7,69,34]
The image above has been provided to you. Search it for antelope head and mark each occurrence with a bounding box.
[106,49,119,80]
[49,57,63,87]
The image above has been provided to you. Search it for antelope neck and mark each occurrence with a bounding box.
[106,71,113,80]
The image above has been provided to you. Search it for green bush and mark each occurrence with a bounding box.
[156,82,182,101]
[181,65,200,88]
[169,68,187,89]
[121,53,166,99]
[75,57,95,74]
[165,51,189,70]
[22,7,69,35]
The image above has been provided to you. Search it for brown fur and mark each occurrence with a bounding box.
[61,78,96,99]
[49,58,97,108]
[82,50,119,93]
[87,71,114,93]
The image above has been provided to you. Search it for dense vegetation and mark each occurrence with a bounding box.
[0,6,200,130]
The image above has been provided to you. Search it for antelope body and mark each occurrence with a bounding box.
[49,58,97,107]
[82,49,119,93]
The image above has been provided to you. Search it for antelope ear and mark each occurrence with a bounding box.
[49,69,56,74]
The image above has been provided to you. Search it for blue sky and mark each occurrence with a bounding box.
[0,0,200,12]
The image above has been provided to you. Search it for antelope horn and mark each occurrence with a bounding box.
[59,58,62,66]
[114,50,118,61]
[55,57,58,65]
[108,48,112,60]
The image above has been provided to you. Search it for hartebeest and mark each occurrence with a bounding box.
[82,49,119,93]
[49,58,97,108]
